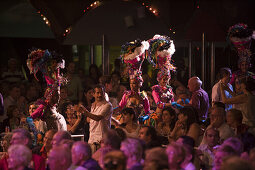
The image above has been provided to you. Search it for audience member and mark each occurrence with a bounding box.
[220,76,255,129]
[170,107,200,144]
[1,58,25,84]
[39,129,57,159]
[52,130,71,148]
[92,129,121,167]
[181,144,196,170]
[65,62,83,104]
[7,144,32,170]
[156,106,176,141]
[82,86,94,111]
[119,107,140,138]
[213,145,238,170]
[0,128,45,170]
[138,125,160,149]
[187,77,209,121]
[166,142,185,170]
[121,138,143,170]
[103,150,126,170]
[47,146,72,170]
[204,106,234,143]
[212,67,233,111]
[226,109,249,135]
[220,156,253,170]
[71,141,101,170]
[144,147,168,170]
[198,128,220,169]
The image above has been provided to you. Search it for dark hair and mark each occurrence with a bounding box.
[93,84,105,92]
[179,106,198,130]
[142,125,157,141]
[239,132,255,153]
[114,128,127,142]
[213,101,225,110]
[239,76,255,92]
[228,109,243,124]
[121,107,136,122]
[60,102,73,119]
[178,135,195,148]
[161,106,177,130]
[7,105,18,118]
[82,86,95,107]
[104,129,121,150]
[218,67,231,80]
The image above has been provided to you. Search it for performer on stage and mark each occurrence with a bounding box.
[148,35,176,113]
[26,49,67,131]
[227,23,255,84]
[116,39,150,122]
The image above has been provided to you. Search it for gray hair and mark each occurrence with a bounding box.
[121,138,143,162]
[8,144,32,167]
[72,141,92,158]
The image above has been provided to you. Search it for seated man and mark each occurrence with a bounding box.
[52,130,72,149]
[0,128,45,170]
[71,141,101,170]
[138,125,160,149]
[204,106,234,143]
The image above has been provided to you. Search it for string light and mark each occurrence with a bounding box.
[38,11,51,26]
[141,2,159,16]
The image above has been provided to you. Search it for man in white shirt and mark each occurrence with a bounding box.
[212,68,233,111]
[79,84,113,153]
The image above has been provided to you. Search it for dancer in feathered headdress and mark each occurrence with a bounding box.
[148,35,176,112]
[26,49,67,131]
[227,23,255,84]
[117,39,150,120]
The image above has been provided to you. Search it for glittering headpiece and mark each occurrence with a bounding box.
[120,39,149,86]
[147,34,176,81]
[227,23,254,64]
[27,49,66,119]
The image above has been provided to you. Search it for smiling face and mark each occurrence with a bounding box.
[29,104,37,116]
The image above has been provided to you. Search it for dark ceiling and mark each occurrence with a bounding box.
[2,0,255,44]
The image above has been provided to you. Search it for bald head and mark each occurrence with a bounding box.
[188,77,202,92]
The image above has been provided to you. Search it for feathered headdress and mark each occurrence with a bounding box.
[227,23,254,64]
[147,34,176,81]
[27,49,66,119]
[120,39,149,86]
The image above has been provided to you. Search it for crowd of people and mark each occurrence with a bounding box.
[0,54,254,170]
[0,29,254,169]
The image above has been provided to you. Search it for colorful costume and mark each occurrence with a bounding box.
[26,49,66,132]
[119,39,150,117]
[227,23,255,84]
[148,35,176,110]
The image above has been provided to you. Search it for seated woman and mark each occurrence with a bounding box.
[226,108,249,136]
[119,107,140,138]
[156,106,177,140]
[62,102,84,135]
[220,76,255,128]
[170,106,200,145]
